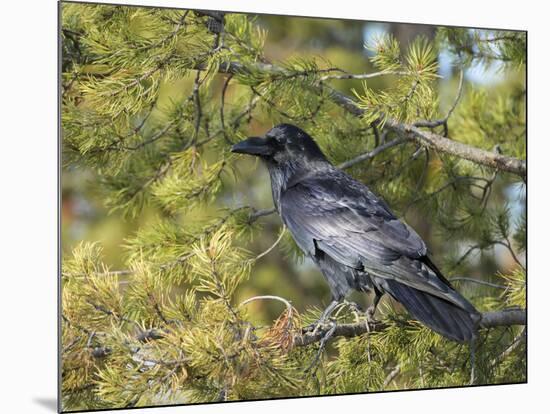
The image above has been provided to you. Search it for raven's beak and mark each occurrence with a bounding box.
[231,137,273,156]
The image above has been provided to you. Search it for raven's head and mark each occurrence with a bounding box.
[231,124,328,165]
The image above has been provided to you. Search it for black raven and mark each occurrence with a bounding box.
[232,124,481,342]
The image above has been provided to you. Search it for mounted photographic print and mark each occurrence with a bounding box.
[59,1,527,411]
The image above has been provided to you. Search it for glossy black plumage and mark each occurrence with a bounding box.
[232,124,481,342]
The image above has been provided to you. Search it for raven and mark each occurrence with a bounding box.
[232,124,481,342]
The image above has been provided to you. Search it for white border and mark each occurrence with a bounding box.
[2,1,546,413]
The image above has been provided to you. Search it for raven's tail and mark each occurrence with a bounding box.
[381,279,481,343]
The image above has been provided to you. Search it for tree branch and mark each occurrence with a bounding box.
[385,119,526,178]
[319,69,417,82]
[294,308,526,347]
[490,327,526,368]
[207,61,525,178]
[479,308,526,328]
[448,277,507,290]
[383,364,402,388]
[337,137,406,169]
[414,68,464,130]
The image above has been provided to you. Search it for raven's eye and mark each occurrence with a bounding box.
[270,135,286,146]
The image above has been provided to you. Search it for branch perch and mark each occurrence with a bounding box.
[294,308,526,347]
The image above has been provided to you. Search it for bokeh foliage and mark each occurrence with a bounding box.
[61,2,526,411]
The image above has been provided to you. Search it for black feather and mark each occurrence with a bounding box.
[375,277,480,342]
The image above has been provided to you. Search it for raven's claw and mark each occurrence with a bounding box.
[302,299,340,334]
[304,320,337,374]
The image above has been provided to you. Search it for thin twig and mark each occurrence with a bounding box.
[414,69,464,128]
[497,239,526,271]
[220,74,234,144]
[489,327,526,369]
[449,277,507,290]
[319,70,417,82]
[191,69,203,144]
[248,207,277,222]
[383,364,402,388]
[253,226,287,261]
[122,119,178,151]
[337,138,406,170]
[136,10,189,52]
[240,295,293,311]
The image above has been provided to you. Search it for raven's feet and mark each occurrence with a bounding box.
[302,300,339,335]
[343,299,364,315]
[303,317,334,336]
[305,320,337,374]
[303,300,366,334]
[366,305,378,323]
[366,291,383,323]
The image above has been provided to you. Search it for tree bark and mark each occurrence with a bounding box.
[294,308,526,346]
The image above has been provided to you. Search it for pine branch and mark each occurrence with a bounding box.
[489,327,526,368]
[386,119,526,179]
[338,137,406,169]
[479,308,526,328]
[383,364,402,388]
[319,70,414,82]
[414,68,464,134]
[294,308,526,346]
[448,277,507,290]
[205,61,526,178]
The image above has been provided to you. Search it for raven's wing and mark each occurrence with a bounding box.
[279,170,426,264]
[279,171,471,310]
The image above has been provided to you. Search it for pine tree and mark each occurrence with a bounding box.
[61,3,526,411]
